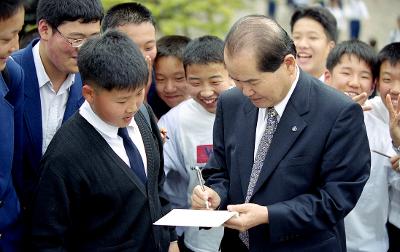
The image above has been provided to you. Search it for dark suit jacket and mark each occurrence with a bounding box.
[205,70,370,252]
[0,58,24,251]
[31,107,176,251]
[11,39,84,209]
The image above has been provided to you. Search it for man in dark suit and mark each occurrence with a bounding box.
[11,0,103,212]
[192,15,370,251]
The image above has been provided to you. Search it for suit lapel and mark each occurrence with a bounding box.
[21,42,43,160]
[63,74,84,122]
[237,99,258,200]
[251,71,311,198]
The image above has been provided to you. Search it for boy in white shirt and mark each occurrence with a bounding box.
[325,39,395,252]
[158,35,234,252]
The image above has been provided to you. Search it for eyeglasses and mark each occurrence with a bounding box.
[53,27,90,48]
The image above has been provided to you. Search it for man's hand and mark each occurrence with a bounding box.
[350,92,371,111]
[386,94,400,148]
[191,185,221,210]
[223,203,268,232]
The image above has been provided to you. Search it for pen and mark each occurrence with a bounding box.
[371,149,391,158]
[193,166,209,209]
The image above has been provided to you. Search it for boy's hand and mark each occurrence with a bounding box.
[160,127,169,144]
[390,155,400,172]
[386,94,400,148]
[350,92,371,111]
[168,241,179,252]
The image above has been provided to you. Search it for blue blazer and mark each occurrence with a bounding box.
[11,39,84,208]
[205,70,370,252]
[0,58,24,251]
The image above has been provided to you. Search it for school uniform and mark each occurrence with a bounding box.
[30,102,176,251]
[0,58,24,252]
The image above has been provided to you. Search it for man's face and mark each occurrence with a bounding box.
[292,18,335,78]
[186,62,233,113]
[155,56,189,108]
[0,6,24,70]
[39,19,100,74]
[378,61,400,109]
[224,49,295,108]
[83,85,145,128]
[117,22,157,65]
[325,54,374,97]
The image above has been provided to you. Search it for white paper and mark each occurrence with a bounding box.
[153,209,238,227]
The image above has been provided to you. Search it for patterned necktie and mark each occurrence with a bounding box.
[118,127,147,183]
[239,107,279,249]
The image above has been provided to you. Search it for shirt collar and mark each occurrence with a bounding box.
[33,41,75,91]
[79,101,138,139]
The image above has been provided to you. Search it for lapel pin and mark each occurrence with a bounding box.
[291,126,298,132]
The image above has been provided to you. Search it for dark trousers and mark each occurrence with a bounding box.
[387,222,400,252]
[350,19,360,39]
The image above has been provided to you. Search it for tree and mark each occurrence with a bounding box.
[102,0,246,38]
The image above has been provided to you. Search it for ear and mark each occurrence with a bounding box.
[369,79,377,96]
[328,41,336,51]
[324,70,332,84]
[37,19,52,41]
[283,54,296,76]
[82,84,95,104]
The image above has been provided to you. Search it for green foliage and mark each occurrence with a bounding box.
[101,0,246,38]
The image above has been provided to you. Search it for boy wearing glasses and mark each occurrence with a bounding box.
[11,0,103,223]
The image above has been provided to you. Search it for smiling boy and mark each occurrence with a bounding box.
[291,6,337,81]
[30,30,177,251]
[325,39,393,252]
[11,0,104,215]
[158,35,234,251]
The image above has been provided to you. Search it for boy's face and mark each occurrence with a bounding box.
[117,22,157,65]
[39,19,100,74]
[325,54,374,96]
[186,63,233,113]
[155,56,189,108]
[0,6,24,71]
[292,17,335,78]
[83,85,145,128]
[378,61,400,109]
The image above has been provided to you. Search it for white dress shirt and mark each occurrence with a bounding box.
[345,111,392,252]
[79,101,147,173]
[33,42,75,154]
[254,66,299,159]
[367,96,400,228]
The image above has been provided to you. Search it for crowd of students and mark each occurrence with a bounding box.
[1,0,400,251]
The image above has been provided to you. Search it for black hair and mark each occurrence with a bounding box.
[326,40,377,78]
[101,2,155,32]
[225,15,296,72]
[182,35,224,69]
[0,0,24,21]
[377,42,400,76]
[290,6,338,43]
[78,30,148,91]
[156,35,191,62]
[36,0,103,28]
